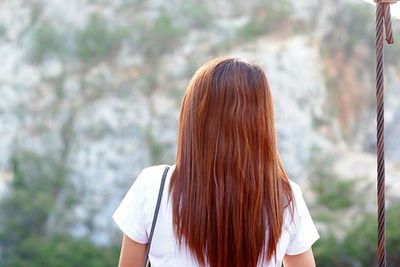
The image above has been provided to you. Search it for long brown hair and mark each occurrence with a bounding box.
[169,57,293,267]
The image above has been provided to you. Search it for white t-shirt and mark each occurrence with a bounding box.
[112,164,320,267]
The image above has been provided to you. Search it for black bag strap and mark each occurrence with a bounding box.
[144,165,170,267]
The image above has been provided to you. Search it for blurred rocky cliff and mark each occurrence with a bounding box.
[1,0,400,245]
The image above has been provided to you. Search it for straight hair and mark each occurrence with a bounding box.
[169,57,294,267]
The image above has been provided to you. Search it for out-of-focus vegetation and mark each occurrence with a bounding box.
[0,151,119,267]
[307,150,400,266]
[3,235,119,267]
[321,2,377,142]
[314,204,400,266]
[308,152,365,213]
[237,0,292,41]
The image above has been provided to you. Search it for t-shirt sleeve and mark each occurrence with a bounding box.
[285,182,320,255]
[112,169,149,244]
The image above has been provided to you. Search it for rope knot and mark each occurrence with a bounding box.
[374,0,397,3]
[374,0,396,43]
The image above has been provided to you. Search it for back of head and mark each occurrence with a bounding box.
[169,57,293,267]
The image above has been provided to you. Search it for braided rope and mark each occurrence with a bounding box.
[375,4,386,266]
[374,1,395,266]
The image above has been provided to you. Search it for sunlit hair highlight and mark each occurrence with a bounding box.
[169,57,293,267]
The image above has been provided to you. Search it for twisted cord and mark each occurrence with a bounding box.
[375,1,394,266]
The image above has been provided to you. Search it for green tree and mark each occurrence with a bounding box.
[314,202,400,267]
[342,205,400,266]
[4,235,119,267]
[0,151,120,267]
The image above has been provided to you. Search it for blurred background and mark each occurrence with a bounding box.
[0,0,400,266]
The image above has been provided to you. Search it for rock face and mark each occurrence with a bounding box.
[1,0,400,244]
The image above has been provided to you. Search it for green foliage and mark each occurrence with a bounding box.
[4,235,119,267]
[181,2,213,29]
[313,233,345,267]
[77,14,127,65]
[143,127,168,164]
[0,152,68,242]
[308,152,359,211]
[387,206,400,264]
[0,152,67,264]
[342,204,400,266]
[138,11,185,59]
[237,0,292,41]
[314,205,400,267]
[308,150,400,266]
[30,1,44,24]
[342,213,377,266]
[313,177,357,210]
[29,24,66,63]
[323,75,340,119]
[322,3,375,58]
[0,151,119,267]
[237,23,265,41]
[29,13,128,65]
[0,24,6,38]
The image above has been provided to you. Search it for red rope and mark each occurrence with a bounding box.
[374,1,395,266]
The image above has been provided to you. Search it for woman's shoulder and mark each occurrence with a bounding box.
[141,163,171,174]
[287,179,311,219]
[135,164,175,184]
[288,180,303,197]
[134,164,175,191]
[284,180,320,253]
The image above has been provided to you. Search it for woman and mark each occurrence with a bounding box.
[113,57,320,267]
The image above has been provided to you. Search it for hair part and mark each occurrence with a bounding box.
[169,57,294,267]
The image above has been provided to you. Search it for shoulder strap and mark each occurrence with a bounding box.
[144,165,170,267]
